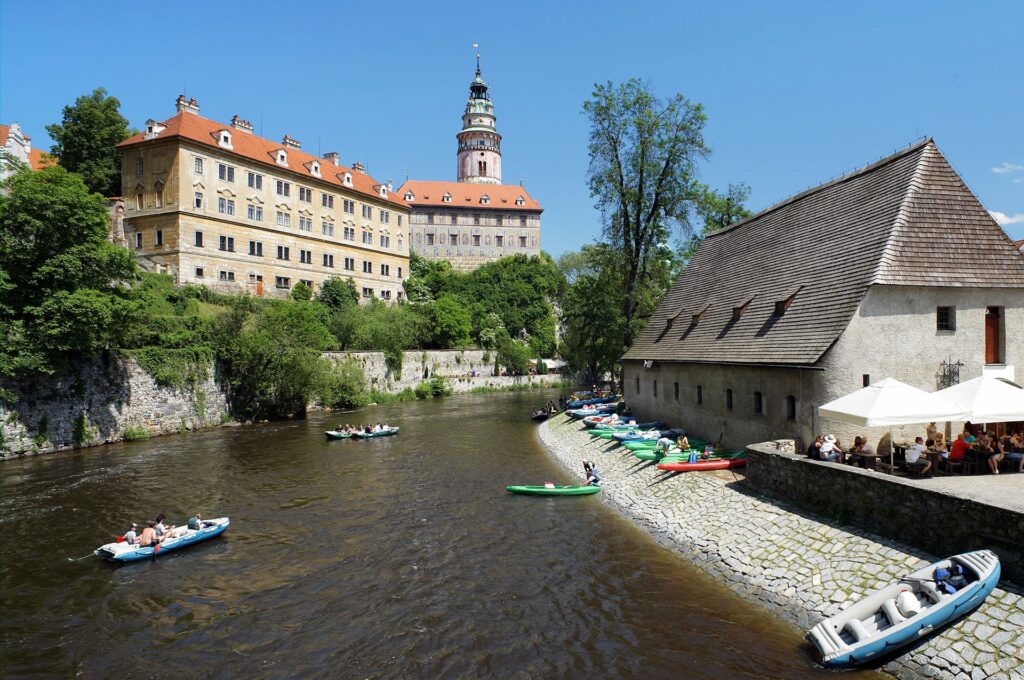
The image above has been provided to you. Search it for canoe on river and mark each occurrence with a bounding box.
[352,427,400,438]
[505,485,602,496]
[656,454,747,472]
[94,518,230,563]
[325,430,353,440]
[807,550,999,668]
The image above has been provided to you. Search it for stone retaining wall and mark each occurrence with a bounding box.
[0,352,228,458]
[744,442,1024,585]
[537,416,1024,680]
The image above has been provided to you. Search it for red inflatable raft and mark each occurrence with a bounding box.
[656,456,747,472]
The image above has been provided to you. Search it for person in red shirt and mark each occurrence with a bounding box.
[949,433,970,461]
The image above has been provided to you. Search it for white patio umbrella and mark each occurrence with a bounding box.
[935,376,1024,424]
[817,378,965,468]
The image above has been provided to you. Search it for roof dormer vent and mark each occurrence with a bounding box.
[732,296,755,321]
[480,194,490,205]
[310,160,321,178]
[276,149,288,166]
[404,191,415,201]
[516,196,525,206]
[774,286,803,316]
[217,129,233,150]
[144,119,166,140]
[442,192,452,203]
[342,172,353,187]
[378,185,388,199]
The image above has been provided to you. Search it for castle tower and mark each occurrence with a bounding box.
[456,54,501,184]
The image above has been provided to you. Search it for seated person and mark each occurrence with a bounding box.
[851,436,876,467]
[807,435,824,460]
[962,427,976,444]
[702,443,715,460]
[949,433,970,461]
[138,521,161,547]
[677,435,691,451]
[187,514,206,530]
[122,522,140,545]
[1005,433,1024,472]
[905,437,932,476]
[819,435,842,463]
[982,433,1004,474]
[932,432,949,457]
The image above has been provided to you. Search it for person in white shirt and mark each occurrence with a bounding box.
[122,522,139,545]
[905,436,932,476]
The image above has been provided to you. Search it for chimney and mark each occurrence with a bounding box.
[231,114,254,133]
[175,95,200,115]
[352,161,366,173]
[386,179,394,192]
[282,134,301,150]
[322,151,340,166]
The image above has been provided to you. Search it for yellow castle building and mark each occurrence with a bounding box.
[117,96,410,301]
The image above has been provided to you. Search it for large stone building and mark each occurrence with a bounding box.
[398,59,542,271]
[621,139,1024,451]
[1,123,54,180]
[116,96,410,301]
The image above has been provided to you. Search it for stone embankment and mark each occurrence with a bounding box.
[538,416,1024,680]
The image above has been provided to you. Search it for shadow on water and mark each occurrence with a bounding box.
[0,389,881,678]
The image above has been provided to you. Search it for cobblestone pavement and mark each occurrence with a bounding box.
[538,416,1024,680]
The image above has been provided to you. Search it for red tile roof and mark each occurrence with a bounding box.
[1014,239,1024,252]
[29,148,56,170]
[117,112,407,208]
[0,124,9,148]
[397,180,542,212]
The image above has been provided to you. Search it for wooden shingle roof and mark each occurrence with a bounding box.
[623,139,1024,366]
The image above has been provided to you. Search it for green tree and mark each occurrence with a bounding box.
[290,281,312,301]
[316,277,358,310]
[496,332,532,376]
[558,245,628,382]
[682,182,752,263]
[429,294,472,348]
[0,166,140,376]
[583,79,709,349]
[46,88,136,196]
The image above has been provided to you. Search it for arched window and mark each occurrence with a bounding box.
[786,395,797,422]
[726,389,734,410]
[754,391,764,415]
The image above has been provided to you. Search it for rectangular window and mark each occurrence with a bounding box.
[155,191,163,208]
[322,222,334,236]
[380,209,390,223]
[426,233,435,246]
[276,211,290,227]
[135,232,143,249]
[520,216,527,226]
[276,180,290,196]
[247,172,263,189]
[398,266,403,278]
[277,245,290,260]
[362,287,373,298]
[300,279,313,289]
[936,306,955,331]
[343,199,355,214]
[635,377,639,394]
[135,193,144,210]
[427,213,434,225]
[380,264,390,276]
[653,380,657,398]
[218,164,235,182]
[473,235,481,246]
[450,232,458,246]
[697,385,703,404]
[397,215,403,227]
[299,187,312,203]
[299,249,311,264]
[154,229,163,246]
[519,236,527,248]
[194,231,203,247]
[194,192,204,209]
[362,231,372,244]
[219,235,235,252]
[363,261,372,273]
[322,193,335,208]
[299,216,312,232]
[674,382,679,400]
[380,290,391,300]
[195,267,204,278]
[217,198,235,215]
[136,158,143,176]
[473,214,480,226]
[361,205,373,219]
[343,226,355,241]
[249,240,263,257]
[248,204,263,221]
[495,235,504,247]
[786,395,797,422]
[275,276,290,289]
[754,391,764,415]
[726,389,734,410]
[323,253,334,268]
[219,270,235,281]
[344,257,355,271]
[194,157,204,174]
[379,235,390,248]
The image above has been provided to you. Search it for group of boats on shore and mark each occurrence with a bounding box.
[525,392,1002,669]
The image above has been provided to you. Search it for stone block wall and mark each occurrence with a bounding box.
[744,442,1024,584]
[0,352,228,459]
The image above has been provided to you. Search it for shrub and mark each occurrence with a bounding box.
[427,375,452,397]
[122,423,150,441]
[290,281,312,301]
[72,411,89,447]
[318,358,369,409]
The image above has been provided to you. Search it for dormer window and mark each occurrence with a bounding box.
[442,193,452,203]
[378,185,388,199]
[218,130,233,149]
[342,172,353,187]
[276,149,288,166]
[404,191,415,201]
[732,297,755,321]
[480,194,490,205]
[310,160,321,177]
[143,119,166,140]
[515,196,525,206]
[774,286,803,316]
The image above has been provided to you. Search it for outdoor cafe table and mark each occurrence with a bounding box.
[849,450,882,470]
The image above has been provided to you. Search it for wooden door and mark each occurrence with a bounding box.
[255,281,264,297]
[985,307,1001,364]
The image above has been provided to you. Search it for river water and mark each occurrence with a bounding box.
[0,389,876,678]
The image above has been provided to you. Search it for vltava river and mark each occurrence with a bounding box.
[0,389,876,678]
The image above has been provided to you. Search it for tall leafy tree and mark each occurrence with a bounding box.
[681,182,752,263]
[583,79,709,349]
[46,88,136,196]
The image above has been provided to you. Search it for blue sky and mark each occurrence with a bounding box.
[2,1,1022,252]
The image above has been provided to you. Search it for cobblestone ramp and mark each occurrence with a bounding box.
[538,416,1024,680]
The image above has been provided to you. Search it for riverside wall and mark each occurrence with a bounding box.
[537,416,1024,680]
[0,352,228,459]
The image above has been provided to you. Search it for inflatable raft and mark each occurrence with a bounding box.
[94,517,230,563]
[656,455,747,472]
[505,485,602,496]
[352,427,400,438]
[325,430,352,440]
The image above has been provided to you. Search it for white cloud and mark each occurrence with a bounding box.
[992,162,1024,174]
[989,210,1024,226]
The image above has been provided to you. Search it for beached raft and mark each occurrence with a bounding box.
[505,485,602,496]
[807,550,1000,667]
[656,455,747,472]
[352,427,400,438]
[94,518,230,563]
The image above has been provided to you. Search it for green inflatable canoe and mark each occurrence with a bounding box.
[352,427,400,438]
[506,485,602,496]
[623,438,706,452]
[325,430,353,440]
[633,450,684,462]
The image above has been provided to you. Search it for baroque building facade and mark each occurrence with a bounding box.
[399,60,542,272]
[1,122,54,180]
[117,96,410,302]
